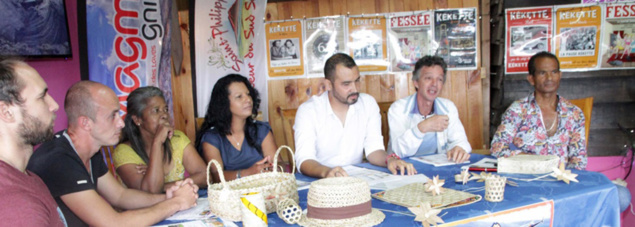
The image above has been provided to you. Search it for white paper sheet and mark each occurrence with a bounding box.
[411,153,470,167]
[342,165,429,190]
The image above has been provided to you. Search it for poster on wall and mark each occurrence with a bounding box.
[194,0,268,118]
[599,3,635,69]
[433,8,478,70]
[304,16,346,76]
[265,20,305,78]
[347,15,389,72]
[388,11,434,72]
[554,4,603,70]
[86,0,173,117]
[505,6,554,74]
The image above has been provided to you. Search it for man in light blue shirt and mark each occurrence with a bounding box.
[387,56,471,162]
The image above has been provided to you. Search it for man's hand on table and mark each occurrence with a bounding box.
[447,146,470,163]
[387,158,417,175]
[325,166,348,178]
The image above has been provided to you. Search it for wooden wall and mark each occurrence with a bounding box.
[266,0,489,151]
[171,0,491,153]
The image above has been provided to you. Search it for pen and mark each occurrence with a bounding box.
[468,167,497,172]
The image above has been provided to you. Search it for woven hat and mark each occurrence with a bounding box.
[298,177,385,227]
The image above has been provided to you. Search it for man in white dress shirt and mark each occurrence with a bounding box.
[294,53,416,178]
[388,55,471,163]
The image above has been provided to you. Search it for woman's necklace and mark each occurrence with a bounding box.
[229,133,242,147]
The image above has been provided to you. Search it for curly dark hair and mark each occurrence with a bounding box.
[120,86,172,164]
[195,74,262,155]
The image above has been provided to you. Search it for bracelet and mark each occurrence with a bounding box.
[236,170,242,179]
[386,153,401,164]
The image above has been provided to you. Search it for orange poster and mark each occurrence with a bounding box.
[265,20,305,78]
[554,4,603,70]
[348,15,389,72]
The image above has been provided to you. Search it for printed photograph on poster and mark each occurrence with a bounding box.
[600,3,635,69]
[510,26,548,56]
[559,27,597,56]
[265,19,305,78]
[352,30,383,59]
[304,16,346,75]
[348,15,389,72]
[389,11,433,72]
[269,38,301,67]
[505,6,553,74]
[554,4,602,70]
[433,8,477,70]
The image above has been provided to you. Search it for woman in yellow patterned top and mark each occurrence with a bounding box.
[113,86,207,193]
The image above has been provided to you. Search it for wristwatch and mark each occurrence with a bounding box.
[236,170,242,179]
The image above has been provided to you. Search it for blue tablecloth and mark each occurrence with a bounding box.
[162,154,620,227]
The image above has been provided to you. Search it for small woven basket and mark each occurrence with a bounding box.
[207,145,299,221]
[485,175,506,202]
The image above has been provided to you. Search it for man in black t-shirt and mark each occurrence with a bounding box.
[28,81,198,226]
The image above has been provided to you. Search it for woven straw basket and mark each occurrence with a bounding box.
[206,145,299,221]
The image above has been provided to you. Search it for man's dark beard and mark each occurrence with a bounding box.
[334,91,360,105]
[18,108,54,146]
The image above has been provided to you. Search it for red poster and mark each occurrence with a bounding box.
[505,7,554,74]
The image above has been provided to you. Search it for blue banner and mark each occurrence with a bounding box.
[86,0,173,117]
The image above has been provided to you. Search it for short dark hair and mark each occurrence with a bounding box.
[0,59,26,105]
[528,51,559,76]
[324,53,357,81]
[412,55,447,82]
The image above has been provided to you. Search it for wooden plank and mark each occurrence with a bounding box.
[434,0,448,9]
[463,0,477,8]
[331,0,348,16]
[467,70,484,149]
[418,0,435,11]
[296,78,312,104]
[268,80,290,149]
[276,2,290,20]
[266,3,279,21]
[448,0,461,8]
[394,72,410,99]
[317,0,332,17]
[389,0,404,12]
[452,71,469,148]
[365,75,381,101]
[380,74,395,102]
[403,0,419,12]
[360,0,377,14]
[480,0,491,148]
[171,11,196,141]
[305,0,320,18]
[376,0,391,14]
[289,1,306,19]
[347,0,363,15]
